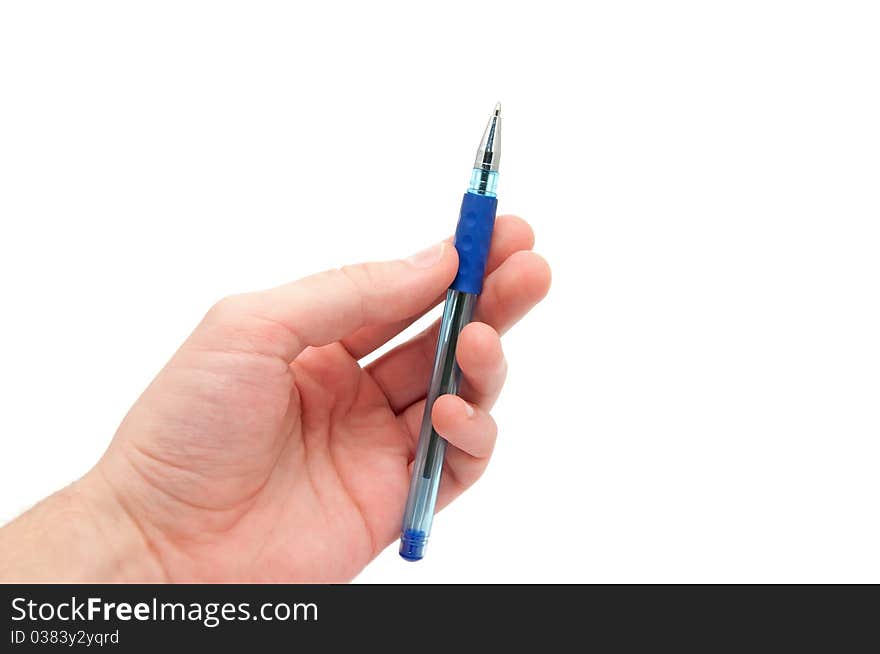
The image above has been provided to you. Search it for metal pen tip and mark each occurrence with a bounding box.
[474,103,502,172]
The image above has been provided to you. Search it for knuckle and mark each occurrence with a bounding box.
[336,265,371,323]
[205,293,250,326]
[338,263,376,297]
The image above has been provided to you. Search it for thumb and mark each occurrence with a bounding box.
[195,240,458,361]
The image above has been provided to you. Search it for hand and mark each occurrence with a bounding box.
[0,216,550,582]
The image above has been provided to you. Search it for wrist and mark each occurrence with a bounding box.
[0,470,167,583]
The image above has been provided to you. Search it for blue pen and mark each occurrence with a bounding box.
[399,103,502,561]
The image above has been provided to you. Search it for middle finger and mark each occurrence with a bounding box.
[367,249,549,413]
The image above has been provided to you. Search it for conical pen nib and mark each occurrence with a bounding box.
[474,103,502,172]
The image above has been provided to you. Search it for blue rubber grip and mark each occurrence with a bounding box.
[450,192,498,295]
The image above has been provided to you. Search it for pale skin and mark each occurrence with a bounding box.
[0,216,550,582]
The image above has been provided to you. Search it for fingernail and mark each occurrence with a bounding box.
[463,401,475,418]
[407,241,445,268]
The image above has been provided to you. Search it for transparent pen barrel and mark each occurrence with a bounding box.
[399,289,477,560]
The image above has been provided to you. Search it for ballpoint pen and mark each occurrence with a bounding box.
[399,103,502,561]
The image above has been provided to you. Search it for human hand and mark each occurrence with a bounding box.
[0,216,550,582]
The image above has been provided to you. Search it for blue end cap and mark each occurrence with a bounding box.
[450,192,498,295]
[399,529,427,562]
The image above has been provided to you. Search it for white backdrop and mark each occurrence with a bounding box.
[1,2,878,583]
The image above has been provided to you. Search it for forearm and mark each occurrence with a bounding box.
[0,471,166,583]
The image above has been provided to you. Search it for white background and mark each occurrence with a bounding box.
[1,2,878,583]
